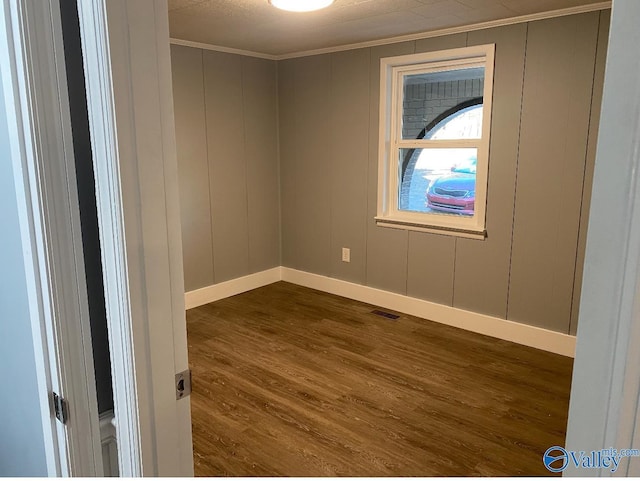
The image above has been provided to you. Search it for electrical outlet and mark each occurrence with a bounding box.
[342,247,350,263]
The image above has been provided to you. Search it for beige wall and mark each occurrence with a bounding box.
[172,10,609,334]
[171,45,281,291]
[279,10,609,335]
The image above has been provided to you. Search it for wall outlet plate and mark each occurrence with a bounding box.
[342,247,350,263]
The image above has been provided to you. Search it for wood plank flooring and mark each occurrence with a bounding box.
[187,281,573,476]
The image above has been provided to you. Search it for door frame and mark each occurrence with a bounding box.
[565,0,640,476]
[76,0,193,476]
[0,0,103,476]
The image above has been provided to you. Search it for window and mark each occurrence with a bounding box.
[377,45,495,239]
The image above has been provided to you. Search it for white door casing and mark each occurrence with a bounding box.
[77,0,193,476]
[566,0,640,476]
[0,0,103,476]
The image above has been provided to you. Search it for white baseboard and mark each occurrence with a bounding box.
[184,267,282,309]
[99,410,118,477]
[280,268,576,358]
[184,266,575,357]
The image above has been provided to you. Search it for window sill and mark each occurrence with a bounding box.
[375,216,487,240]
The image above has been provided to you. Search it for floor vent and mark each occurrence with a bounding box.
[371,309,400,320]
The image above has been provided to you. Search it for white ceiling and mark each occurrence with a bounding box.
[168,0,608,57]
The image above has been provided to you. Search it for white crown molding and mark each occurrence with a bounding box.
[184,266,576,357]
[169,38,278,60]
[170,1,611,61]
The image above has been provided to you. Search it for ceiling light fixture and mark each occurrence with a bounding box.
[269,0,334,12]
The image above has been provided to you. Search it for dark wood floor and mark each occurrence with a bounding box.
[187,281,573,476]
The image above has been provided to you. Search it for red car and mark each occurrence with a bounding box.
[426,159,476,215]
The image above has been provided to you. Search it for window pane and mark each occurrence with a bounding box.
[426,104,483,140]
[401,67,484,140]
[399,148,477,216]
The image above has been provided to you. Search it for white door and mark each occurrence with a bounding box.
[77,0,194,476]
[0,0,104,476]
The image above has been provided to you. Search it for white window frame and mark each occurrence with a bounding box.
[376,44,495,239]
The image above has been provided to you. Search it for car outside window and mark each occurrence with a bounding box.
[377,45,495,239]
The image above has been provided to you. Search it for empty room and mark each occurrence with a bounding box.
[7,0,640,477]
[7,0,640,478]
[169,0,610,476]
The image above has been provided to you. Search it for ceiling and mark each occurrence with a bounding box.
[168,0,608,57]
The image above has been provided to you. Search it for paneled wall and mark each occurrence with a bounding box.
[171,45,280,292]
[172,11,608,334]
[278,11,609,334]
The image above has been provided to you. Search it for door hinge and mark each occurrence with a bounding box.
[175,369,192,400]
[52,392,68,424]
